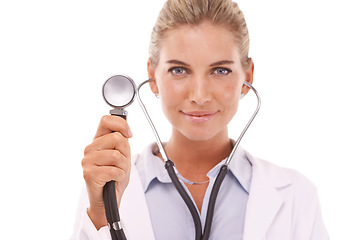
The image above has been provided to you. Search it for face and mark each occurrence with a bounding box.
[148,21,253,142]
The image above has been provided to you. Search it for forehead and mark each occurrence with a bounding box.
[159,21,241,64]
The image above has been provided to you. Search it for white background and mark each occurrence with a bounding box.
[0,0,359,239]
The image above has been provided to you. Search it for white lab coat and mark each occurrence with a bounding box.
[71,150,329,240]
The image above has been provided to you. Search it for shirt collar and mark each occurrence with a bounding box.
[135,141,252,193]
[135,142,171,193]
[227,139,252,193]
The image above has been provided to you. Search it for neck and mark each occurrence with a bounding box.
[164,129,232,183]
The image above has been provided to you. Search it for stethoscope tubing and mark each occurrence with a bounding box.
[104,181,127,240]
[137,79,169,162]
[202,165,228,239]
[103,78,261,240]
[103,114,128,240]
[165,160,203,240]
[137,79,261,240]
[103,180,126,239]
[226,81,261,165]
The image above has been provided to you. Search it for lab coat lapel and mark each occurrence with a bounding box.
[120,161,155,240]
[243,152,292,240]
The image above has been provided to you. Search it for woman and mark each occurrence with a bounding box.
[72,0,328,239]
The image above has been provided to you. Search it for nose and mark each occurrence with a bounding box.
[189,76,211,105]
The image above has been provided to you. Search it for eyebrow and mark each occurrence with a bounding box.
[166,60,190,66]
[166,59,234,67]
[209,60,234,67]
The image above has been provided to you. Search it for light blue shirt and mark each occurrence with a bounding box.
[135,142,252,240]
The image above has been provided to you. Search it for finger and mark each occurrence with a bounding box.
[94,115,133,139]
[83,165,127,188]
[82,150,130,171]
[84,132,131,157]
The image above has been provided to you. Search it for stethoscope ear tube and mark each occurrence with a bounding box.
[225,81,261,166]
[137,79,169,162]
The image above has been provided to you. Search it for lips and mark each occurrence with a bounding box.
[182,110,218,123]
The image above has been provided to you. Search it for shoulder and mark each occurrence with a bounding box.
[246,151,318,194]
[246,151,323,221]
[131,142,158,165]
[244,152,329,238]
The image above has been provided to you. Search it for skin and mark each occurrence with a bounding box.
[82,20,254,229]
[148,21,254,210]
[82,115,132,229]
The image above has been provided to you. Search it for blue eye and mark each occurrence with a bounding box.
[214,67,231,75]
[169,67,187,75]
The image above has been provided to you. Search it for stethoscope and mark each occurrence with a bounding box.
[102,74,261,240]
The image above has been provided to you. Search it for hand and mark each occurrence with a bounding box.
[81,115,133,229]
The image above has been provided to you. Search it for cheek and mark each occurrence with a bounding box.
[158,82,176,104]
[217,81,242,120]
[156,76,187,103]
[220,81,242,103]
[156,79,184,117]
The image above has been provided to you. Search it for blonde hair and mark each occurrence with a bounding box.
[149,0,251,68]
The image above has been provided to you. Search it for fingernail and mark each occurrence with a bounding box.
[128,129,133,138]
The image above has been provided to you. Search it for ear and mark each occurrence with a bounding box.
[147,58,159,94]
[241,60,254,96]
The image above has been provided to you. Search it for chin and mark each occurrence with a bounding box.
[178,127,226,143]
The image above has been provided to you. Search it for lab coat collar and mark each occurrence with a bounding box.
[243,150,292,239]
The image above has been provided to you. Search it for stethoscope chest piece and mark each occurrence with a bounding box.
[102,74,137,240]
[103,75,137,117]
